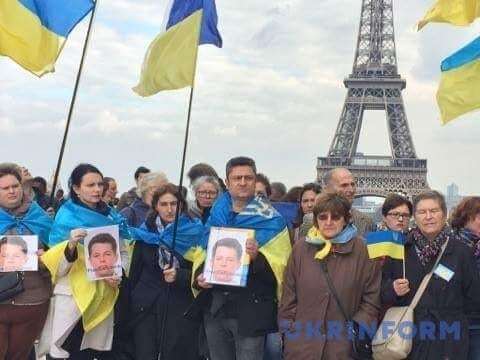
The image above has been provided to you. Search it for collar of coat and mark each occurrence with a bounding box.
[404,227,455,257]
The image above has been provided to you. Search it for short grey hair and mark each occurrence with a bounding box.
[413,190,447,215]
[322,167,351,187]
[137,172,168,200]
[191,175,222,194]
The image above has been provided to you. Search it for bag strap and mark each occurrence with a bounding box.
[409,237,449,309]
[319,261,351,322]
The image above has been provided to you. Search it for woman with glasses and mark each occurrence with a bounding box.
[379,193,412,232]
[279,193,380,359]
[450,197,480,360]
[189,176,221,224]
[381,190,480,360]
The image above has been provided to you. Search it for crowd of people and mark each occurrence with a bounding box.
[0,158,480,360]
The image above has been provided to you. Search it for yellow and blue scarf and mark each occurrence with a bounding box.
[306,224,358,260]
[130,215,204,262]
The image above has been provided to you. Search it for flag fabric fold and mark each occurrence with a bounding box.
[437,36,480,124]
[48,200,130,246]
[418,0,480,30]
[0,0,94,76]
[365,230,405,260]
[133,0,222,96]
[167,0,222,47]
[41,241,118,332]
[133,10,203,96]
[0,202,53,245]
[130,215,204,262]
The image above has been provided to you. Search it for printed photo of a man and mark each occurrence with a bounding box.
[87,232,119,279]
[210,237,243,284]
[0,236,28,272]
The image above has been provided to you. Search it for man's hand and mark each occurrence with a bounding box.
[196,274,213,289]
[246,237,259,261]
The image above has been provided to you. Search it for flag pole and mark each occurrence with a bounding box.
[158,10,204,360]
[49,1,98,205]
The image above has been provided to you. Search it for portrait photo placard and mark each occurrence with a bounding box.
[83,225,122,281]
[203,227,253,287]
[0,235,38,272]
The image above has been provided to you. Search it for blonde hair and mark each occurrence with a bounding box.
[137,172,168,200]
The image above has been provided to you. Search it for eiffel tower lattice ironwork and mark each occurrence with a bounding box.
[316,0,429,198]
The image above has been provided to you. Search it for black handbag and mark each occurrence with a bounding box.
[0,271,25,302]
[319,261,373,360]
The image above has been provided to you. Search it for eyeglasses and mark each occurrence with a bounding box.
[317,213,343,222]
[415,208,442,217]
[387,212,410,220]
[197,190,218,198]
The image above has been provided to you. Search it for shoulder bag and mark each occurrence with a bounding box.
[371,238,449,360]
[320,261,373,360]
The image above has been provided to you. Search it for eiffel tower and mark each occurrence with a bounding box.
[317,0,429,198]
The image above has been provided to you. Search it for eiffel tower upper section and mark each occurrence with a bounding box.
[317,0,429,198]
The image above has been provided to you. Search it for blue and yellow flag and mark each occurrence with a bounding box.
[418,0,480,30]
[133,0,222,96]
[130,215,204,262]
[48,200,130,246]
[436,36,480,124]
[193,192,292,299]
[0,201,52,244]
[0,0,94,76]
[366,230,405,260]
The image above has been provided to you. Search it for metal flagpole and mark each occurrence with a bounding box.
[157,10,204,360]
[49,1,98,205]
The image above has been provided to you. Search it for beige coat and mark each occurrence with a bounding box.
[279,236,381,360]
[37,253,114,358]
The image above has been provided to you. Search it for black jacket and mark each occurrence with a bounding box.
[381,235,480,360]
[190,252,278,337]
[128,232,199,359]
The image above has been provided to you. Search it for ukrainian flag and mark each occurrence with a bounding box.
[366,231,405,260]
[418,0,480,30]
[133,0,222,96]
[437,36,480,124]
[0,0,94,76]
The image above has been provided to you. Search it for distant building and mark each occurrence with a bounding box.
[446,183,463,214]
[353,197,383,225]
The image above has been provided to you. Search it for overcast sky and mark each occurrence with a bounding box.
[1,0,479,195]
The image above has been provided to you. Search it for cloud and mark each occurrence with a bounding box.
[0,117,14,132]
[1,0,479,196]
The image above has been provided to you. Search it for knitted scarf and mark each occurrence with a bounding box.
[410,225,451,266]
[458,227,480,259]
